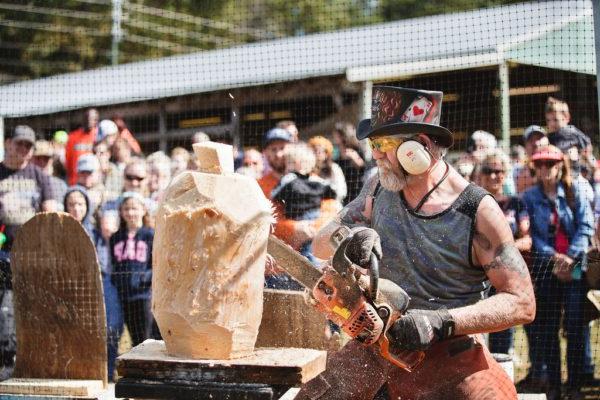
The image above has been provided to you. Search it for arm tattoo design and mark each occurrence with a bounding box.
[338,174,380,227]
[482,242,529,278]
[474,231,492,251]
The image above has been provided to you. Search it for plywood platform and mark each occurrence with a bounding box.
[116,340,327,386]
[0,378,104,398]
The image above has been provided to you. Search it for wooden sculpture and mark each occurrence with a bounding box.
[11,212,107,387]
[152,142,273,359]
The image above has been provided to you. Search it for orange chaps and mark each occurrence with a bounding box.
[296,336,517,400]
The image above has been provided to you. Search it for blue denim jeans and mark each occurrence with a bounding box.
[525,269,594,388]
[103,273,123,381]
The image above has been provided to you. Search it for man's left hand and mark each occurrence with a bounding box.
[386,309,454,351]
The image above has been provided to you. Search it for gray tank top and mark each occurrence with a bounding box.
[371,183,491,310]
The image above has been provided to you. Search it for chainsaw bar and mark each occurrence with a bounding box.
[267,235,324,289]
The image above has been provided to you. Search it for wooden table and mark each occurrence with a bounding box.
[115,340,326,400]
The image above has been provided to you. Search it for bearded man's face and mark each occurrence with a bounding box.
[376,157,409,191]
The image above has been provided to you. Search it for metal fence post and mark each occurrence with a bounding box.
[593,0,600,143]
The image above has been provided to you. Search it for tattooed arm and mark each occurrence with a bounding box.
[450,196,536,335]
[312,174,379,259]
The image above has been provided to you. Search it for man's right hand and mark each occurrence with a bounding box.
[344,227,382,268]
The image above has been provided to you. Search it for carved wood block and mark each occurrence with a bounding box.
[152,143,273,359]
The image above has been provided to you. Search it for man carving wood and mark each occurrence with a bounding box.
[296,86,535,400]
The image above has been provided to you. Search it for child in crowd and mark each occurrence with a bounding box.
[110,192,160,348]
[272,143,337,263]
[64,186,122,381]
[96,210,122,381]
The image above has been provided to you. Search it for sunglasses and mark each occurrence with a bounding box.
[368,136,404,153]
[481,166,505,176]
[125,174,146,182]
[533,160,560,168]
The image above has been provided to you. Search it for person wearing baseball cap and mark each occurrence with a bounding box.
[0,125,58,376]
[0,125,58,246]
[258,127,319,282]
[297,86,533,400]
[523,125,548,157]
[32,140,67,208]
[96,119,119,146]
[76,153,104,217]
[515,125,549,194]
[521,144,594,396]
[257,127,292,198]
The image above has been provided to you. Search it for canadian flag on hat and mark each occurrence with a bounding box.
[400,96,432,123]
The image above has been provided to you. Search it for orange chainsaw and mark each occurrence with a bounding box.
[267,227,425,372]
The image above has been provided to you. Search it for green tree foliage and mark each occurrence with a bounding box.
[0,0,521,81]
[379,0,523,20]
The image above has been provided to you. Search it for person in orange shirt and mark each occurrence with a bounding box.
[65,108,99,185]
[258,128,313,248]
[258,128,290,197]
[258,128,340,252]
[113,115,142,155]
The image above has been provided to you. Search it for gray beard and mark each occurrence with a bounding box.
[377,159,407,192]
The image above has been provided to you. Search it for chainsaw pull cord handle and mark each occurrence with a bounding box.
[369,252,379,302]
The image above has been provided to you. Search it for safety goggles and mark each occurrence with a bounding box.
[368,136,405,153]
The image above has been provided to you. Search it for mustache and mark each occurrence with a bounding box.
[376,158,404,176]
[376,158,408,192]
[376,158,393,170]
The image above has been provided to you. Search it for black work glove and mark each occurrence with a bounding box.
[344,227,382,268]
[386,308,454,351]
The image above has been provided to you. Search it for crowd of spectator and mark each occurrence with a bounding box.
[0,96,599,397]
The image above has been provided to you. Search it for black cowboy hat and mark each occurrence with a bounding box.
[357,86,453,148]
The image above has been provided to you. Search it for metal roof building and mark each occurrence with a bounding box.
[0,0,596,150]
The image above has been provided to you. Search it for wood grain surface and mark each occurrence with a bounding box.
[152,149,273,360]
[11,212,107,386]
[256,289,338,351]
[0,378,104,397]
[117,339,326,385]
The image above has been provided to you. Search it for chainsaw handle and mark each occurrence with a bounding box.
[378,334,425,372]
[369,253,379,301]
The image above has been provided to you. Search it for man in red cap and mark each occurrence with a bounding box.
[296,86,535,399]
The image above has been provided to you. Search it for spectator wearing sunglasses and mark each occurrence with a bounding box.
[520,145,594,397]
[101,159,156,219]
[480,150,531,355]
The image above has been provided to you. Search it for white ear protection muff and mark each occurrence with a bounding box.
[396,140,432,175]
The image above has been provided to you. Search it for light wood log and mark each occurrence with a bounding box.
[257,289,339,351]
[153,143,273,359]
